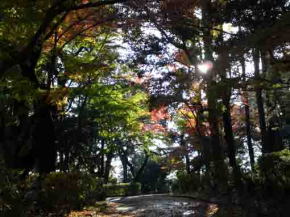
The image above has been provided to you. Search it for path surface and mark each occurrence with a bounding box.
[103,194,218,217]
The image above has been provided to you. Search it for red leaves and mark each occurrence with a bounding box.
[141,105,170,133]
[142,123,167,133]
[150,105,170,122]
[43,2,118,53]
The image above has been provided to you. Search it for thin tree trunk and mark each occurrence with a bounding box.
[180,135,191,174]
[241,58,255,170]
[222,98,242,186]
[216,32,242,186]
[133,153,149,182]
[127,160,136,179]
[253,49,268,153]
[104,152,113,184]
[99,139,105,177]
[119,149,129,182]
[122,159,128,182]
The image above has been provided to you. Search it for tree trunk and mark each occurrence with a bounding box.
[119,148,129,182]
[180,135,190,174]
[253,49,268,153]
[133,153,149,182]
[104,152,113,184]
[241,58,255,170]
[201,0,228,188]
[216,32,242,186]
[32,99,56,174]
[99,139,105,177]
[222,97,242,186]
[121,157,128,182]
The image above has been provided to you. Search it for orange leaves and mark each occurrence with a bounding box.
[43,2,117,53]
[141,105,170,133]
[150,105,170,122]
[185,118,196,129]
[122,74,151,85]
[178,102,212,136]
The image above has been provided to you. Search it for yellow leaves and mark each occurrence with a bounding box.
[178,107,194,118]
[46,87,69,110]
[55,96,68,110]
[211,23,238,39]
[129,92,148,104]
[206,204,219,216]
[68,71,84,82]
[211,25,223,39]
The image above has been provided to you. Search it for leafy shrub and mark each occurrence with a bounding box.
[127,182,142,195]
[172,172,201,193]
[0,161,34,217]
[258,149,290,192]
[0,169,106,216]
[39,172,104,211]
[103,182,141,196]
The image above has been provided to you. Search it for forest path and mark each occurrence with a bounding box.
[101,194,218,217]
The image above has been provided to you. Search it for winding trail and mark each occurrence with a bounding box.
[103,194,218,217]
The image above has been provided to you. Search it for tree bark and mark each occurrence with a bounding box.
[253,49,268,153]
[201,0,228,188]
[216,31,242,186]
[133,152,149,182]
[119,148,129,182]
[180,135,191,174]
[104,152,113,184]
[99,139,105,177]
[241,58,255,170]
[222,97,242,186]
[32,99,56,174]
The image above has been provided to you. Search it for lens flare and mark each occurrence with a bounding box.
[197,61,213,74]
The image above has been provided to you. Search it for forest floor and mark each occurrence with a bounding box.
[68,194,219,217]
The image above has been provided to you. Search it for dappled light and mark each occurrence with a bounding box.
[1,0,290,217]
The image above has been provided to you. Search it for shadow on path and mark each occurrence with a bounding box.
[104,194,218,217]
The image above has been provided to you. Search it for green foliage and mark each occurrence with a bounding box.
[103,182,141,197]
[172,172,201,194]
[1,1,290,217]
[0,168,108,216]
[139,160,169,193]
[39,172,104,211]
[257,149,290,191]
[0,161,27,217]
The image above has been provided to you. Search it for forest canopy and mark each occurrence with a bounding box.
[0,0,290,216]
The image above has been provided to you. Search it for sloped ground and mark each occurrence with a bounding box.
[68,194,218,217]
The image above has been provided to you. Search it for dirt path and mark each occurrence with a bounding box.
[68,194,218,217]
[102,194,218,217]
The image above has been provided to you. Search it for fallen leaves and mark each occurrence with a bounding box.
[67,202,135,217]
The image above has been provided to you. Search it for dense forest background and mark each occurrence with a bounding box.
[0,0,290,216]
